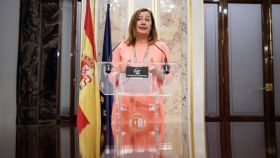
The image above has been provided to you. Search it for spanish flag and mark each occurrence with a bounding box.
[77,0,101,157]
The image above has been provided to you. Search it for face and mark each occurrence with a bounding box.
[135,11,152,37]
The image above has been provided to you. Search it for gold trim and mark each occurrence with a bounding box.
[187,0,195,157]
[201,0,207,156]
[187,0,207,157]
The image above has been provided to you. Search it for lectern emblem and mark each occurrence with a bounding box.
[129,112,146,130]
[133,67,141,75]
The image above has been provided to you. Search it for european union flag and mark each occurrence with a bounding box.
[100,2,114,156]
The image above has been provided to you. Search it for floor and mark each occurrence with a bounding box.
[11,122,185,158]
[2,121,279,157]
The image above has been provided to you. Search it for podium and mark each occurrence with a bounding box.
[98,62,181,157]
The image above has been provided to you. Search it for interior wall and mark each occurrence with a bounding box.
[0,0,19,126]
[0,0,20,157]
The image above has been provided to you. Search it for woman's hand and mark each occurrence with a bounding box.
[149,59,165,81]
[149,65,165,81]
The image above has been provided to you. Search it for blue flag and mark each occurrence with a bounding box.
[101,3,114,125]
[100,3,114,155]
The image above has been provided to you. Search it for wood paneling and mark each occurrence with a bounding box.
[204,0,279,157]
[17,0,59,125]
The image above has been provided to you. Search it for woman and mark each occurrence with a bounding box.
[110,8,171,155]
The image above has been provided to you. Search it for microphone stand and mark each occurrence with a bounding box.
[154,44,170,74]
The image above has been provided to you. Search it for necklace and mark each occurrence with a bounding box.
[133,45,149,63]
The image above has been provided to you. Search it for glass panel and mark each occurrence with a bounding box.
[60,0,72,116]
[204,4,219,117]
[206,122,221,158]
[228,4,263,116]
[97,62,182,96]
[276,122,280,158]
[272,4,280,116]
[231,122,266,158]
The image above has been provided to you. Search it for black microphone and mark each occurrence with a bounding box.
[105,42,121,73]
[154,44,170,74]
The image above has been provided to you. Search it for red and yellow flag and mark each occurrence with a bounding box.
[77,0,101,157]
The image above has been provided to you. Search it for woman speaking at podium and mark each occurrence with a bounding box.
[109,8,171,154]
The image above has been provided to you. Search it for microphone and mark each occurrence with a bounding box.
[154,44,170,74]
[105,42,121,73]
